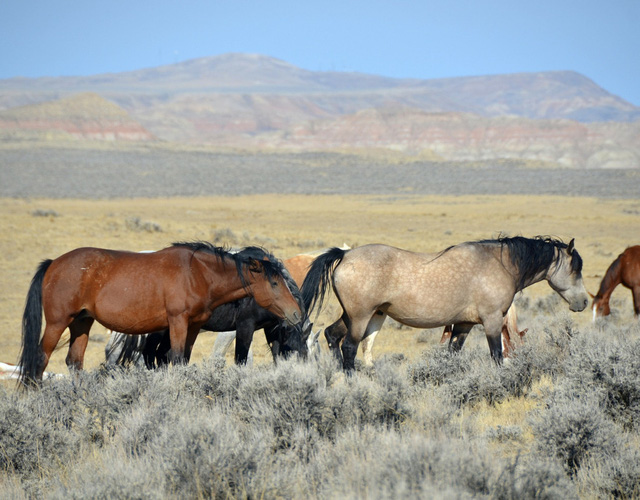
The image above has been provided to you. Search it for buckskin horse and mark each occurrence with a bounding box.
[591,245,640,320]
[323,302,527,366]
[19,242,302,385]
[302,236,588,370]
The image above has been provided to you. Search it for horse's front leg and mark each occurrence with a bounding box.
[66,316,94,372]
[483,314,504,364]
[264,324,280,362]
[184,327,200,363]
[167,314,190,365]
[235,319,256,365]
[632,286,640,319]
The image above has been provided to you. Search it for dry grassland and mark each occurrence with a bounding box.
[1,193,638,376]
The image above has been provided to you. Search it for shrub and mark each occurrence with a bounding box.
[531,391,619,476]
[125,216,162,232]
[576,444,640,499]
[562,329,640,430]
[0,386,80,477]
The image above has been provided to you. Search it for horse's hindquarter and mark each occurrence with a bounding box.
[334,244,514,328]
[284,254,315,288]
[621,246,640,288]
[54,248,188,334]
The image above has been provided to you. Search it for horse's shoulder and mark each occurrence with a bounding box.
[623,245,640,260]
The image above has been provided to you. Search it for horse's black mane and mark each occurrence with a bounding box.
[172,241,231,260]
[171,241,288,287]
[469,236,582,292]
[236,246,305,309]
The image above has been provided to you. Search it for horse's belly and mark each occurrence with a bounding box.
[92,287,170,334]
[95,313,169,336]
[384,301,478,328]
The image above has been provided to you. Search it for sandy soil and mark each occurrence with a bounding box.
[1,188,638,375]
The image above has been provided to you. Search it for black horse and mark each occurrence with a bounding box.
[106,247,310,368]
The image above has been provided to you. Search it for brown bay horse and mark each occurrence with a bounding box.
[591,245,640,320]
[105,247,345,368]
[19,242,302,385]
[302,236,588,370]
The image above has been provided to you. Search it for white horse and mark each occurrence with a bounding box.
[0,361,58,381]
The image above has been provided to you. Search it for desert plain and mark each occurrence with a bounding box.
[1,147,638,375]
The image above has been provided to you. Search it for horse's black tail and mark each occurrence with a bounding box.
[105,330,168,370]
[19,259,53,387]
[105,331,148,368]
[301,247,347,314]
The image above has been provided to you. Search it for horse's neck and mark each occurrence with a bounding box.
[496,246,546,290]
[197,254,251,309]
[596,255,622,301]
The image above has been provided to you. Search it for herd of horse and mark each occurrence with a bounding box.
[14,237,640,385]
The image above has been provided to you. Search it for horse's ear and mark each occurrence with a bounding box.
[567,238,575,255]
[248,259,263,273]
[588,291,595,298]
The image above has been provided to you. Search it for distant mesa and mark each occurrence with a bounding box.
[0,53,638,168]
[0,92,155,142]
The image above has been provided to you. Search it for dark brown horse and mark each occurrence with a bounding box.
[19,242,302,385]
[591,245,640,320]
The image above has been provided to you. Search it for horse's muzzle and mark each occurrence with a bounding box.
[287,310,302,326]
[569,296,589,312]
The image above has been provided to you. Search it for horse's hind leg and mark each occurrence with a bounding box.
[39,321,70,378]
[447,324,473,353]
[440,325,453,344]
[213,331,236,359]
[66,316,94,371]
[341,312,381,372]
[361,332,377,366]
[360,311,387,366]
[325,318,348,364]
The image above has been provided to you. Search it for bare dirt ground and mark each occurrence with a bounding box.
[1,147,639,375]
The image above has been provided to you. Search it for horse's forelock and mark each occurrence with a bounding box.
[234,246,294,292]
[570,248,583,274]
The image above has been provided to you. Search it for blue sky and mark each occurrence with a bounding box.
[1,0,639,105]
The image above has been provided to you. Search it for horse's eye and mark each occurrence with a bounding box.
[271,281,279,288]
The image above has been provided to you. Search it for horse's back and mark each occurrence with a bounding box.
[45,247,180,286]
[284,254,315,287]
[621,245,640,286]
[333,243,515,327]
[41,247,191,332]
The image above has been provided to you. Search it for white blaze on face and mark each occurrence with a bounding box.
[592,303,598,322]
